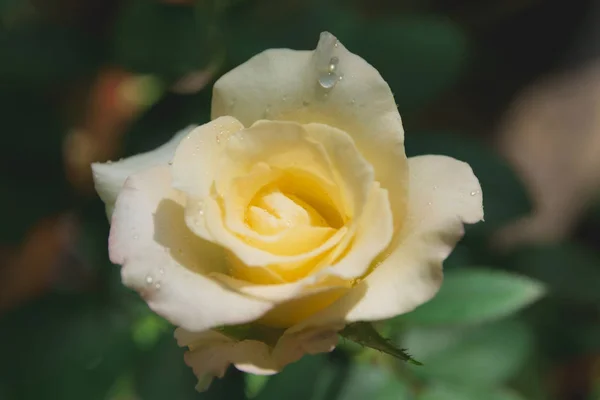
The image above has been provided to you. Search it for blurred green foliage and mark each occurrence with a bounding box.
[1,0,599,399]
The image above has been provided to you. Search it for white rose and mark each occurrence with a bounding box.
[93,32,483,390]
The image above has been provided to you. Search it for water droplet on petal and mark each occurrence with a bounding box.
[154,283,161,290]
[159,268,165,275]
[145,275,153,284]
[328,56,339,72]
[318,72,338,89]
[315,33,342,91]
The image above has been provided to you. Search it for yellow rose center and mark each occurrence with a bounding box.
[228,169,350,285]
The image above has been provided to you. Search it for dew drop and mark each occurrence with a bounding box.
[282,95,287,102]
[470,191,479,196]
[168,161,173,166]
[350,99,356,105]
[159,268,165,275]
[133,234,139,240]
[328,56,339,73]
[145,275,154,284]
[318,72,338,89]
[315,37,342,90]
[154,283,161,290]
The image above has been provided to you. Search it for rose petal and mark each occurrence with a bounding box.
[182,121,355,269]
[326,183,393,280]
[290,155,484,331]
[215,120,344,242]
[201,195,348,268]
[175,325,341,391]
[212,31,408,230]
[209,185,391,327]
[92,125,194,218]
[171,116,245,199]
[109,165,273,332]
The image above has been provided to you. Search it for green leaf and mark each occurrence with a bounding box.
[510,242,600,304]
[405,131,531,234]
[255,354,347,400]
[336,364,414,400]
[404,319,533,388]
[418,384,526,400]
[401,268,545,326]
[246,374,271,398]
[132,314,170,350]
[341,322,422,365]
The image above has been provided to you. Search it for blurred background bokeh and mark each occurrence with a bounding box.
[1,0,600,399]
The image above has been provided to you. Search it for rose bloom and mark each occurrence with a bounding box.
[93,32,483,390]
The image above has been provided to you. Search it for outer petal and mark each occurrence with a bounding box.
[212,32,408,230]
[171,116,245,199]
[290,155,483,332]
[109,165,273,332]
[92,125,194,218]
[176,325,341,391]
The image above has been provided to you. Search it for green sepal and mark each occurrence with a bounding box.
[215,324,285,347]
[340,322,422,365]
